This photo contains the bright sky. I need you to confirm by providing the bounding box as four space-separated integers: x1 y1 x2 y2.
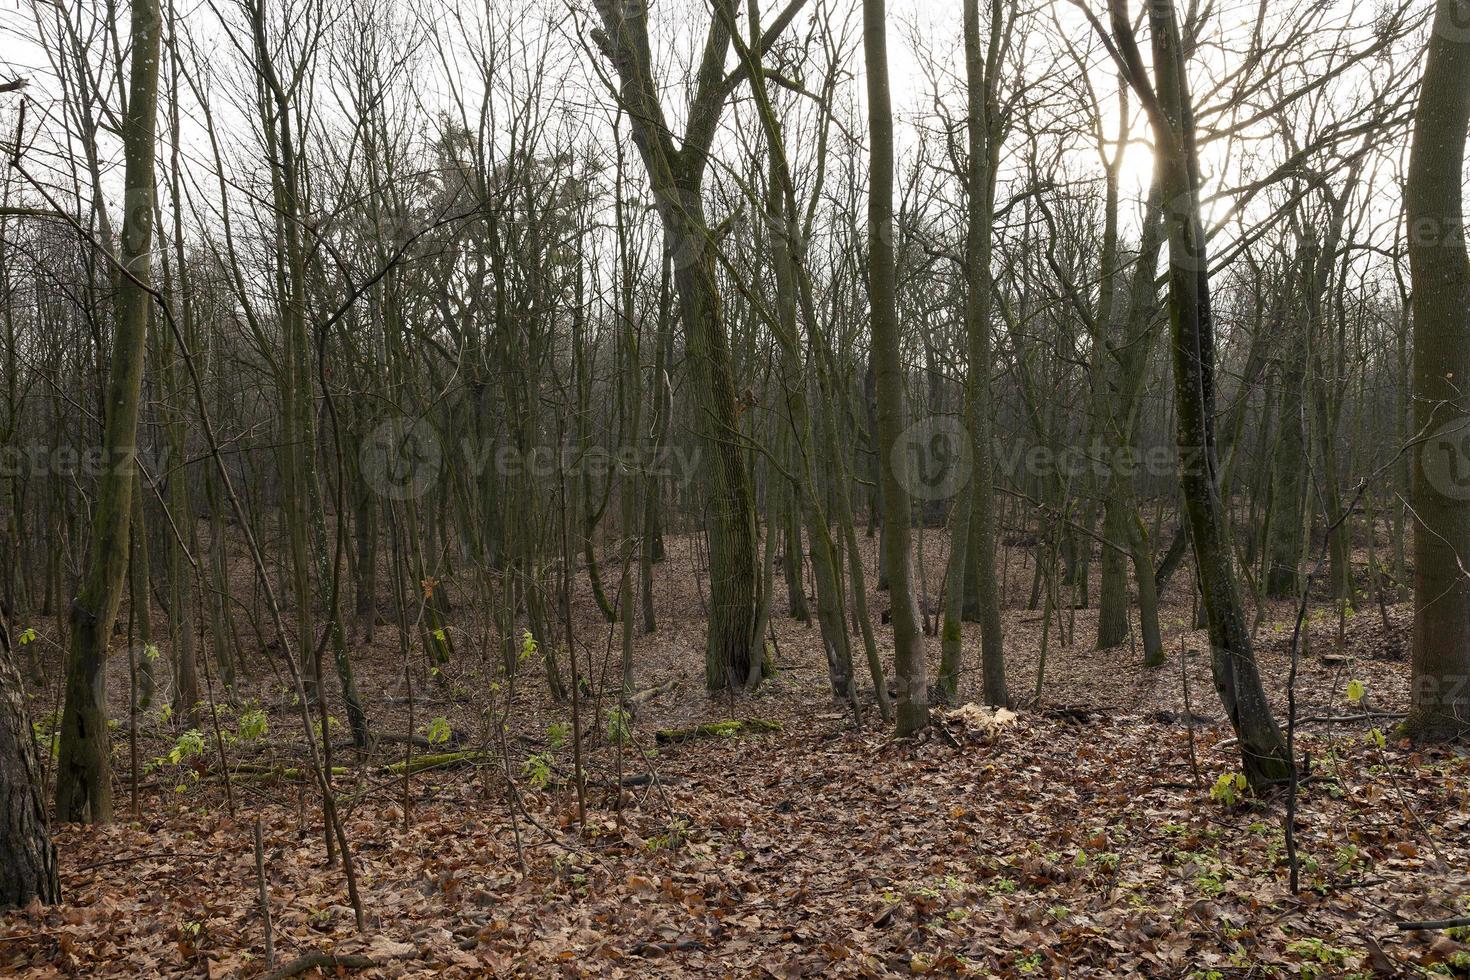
0 0 1427 273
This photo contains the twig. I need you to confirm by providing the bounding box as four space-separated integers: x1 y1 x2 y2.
75 851 219 871
1181 636 1201 789
1297 712 1406 725
254 817 274 970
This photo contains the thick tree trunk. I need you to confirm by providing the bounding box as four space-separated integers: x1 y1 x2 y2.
1404 0 1470 741
1265 342 1306 599
592 0 762 691
0 613 58 908
1096 491 1131 647
672 239 762 691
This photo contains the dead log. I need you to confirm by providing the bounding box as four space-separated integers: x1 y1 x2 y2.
655 718 782 745
262 952 375 980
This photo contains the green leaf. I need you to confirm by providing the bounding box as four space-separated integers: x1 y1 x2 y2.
1346 679 1366 705
1209 771 1247 806
422 716 452 746
236 708 268 742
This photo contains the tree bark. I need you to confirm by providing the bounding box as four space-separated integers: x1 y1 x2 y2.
55 0 162 823
1111 0 1290 787
0 611 59 907
1404 0 1470 741
865 0 928 734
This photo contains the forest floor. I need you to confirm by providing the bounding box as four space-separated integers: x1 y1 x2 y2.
3 528 1470 978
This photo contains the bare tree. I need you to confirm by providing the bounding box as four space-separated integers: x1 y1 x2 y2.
1097 0 1291 787
54 0 163 822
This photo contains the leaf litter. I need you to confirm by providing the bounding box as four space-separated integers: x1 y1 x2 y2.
3 535 1469 977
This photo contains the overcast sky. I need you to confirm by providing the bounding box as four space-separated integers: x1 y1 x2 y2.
0 0 1425 276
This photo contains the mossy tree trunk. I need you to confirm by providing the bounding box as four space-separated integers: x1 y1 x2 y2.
592 0 780 691
941 0 1009 706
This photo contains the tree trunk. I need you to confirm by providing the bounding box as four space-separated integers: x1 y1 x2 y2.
1121 0 1290 787
0 612 58 908
1404 0 1470 741
865 0 928 735
1265 336 1306 599
54 0 162 822
963 0 1008 707
592 0 763 692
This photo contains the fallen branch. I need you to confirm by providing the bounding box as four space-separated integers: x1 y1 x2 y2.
655 718 782 745
1397 917 1470 932
628 939 704 956
627 678 678 707
1297 712 1406 725
231 764 351 781
227 752 491 781
76 850 219 871
368 731 468 751
261 952 375 979
381 749 492 775
614 772 685 788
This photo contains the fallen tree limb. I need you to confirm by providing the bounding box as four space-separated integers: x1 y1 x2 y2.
231 764 351 781
1297 712 1406 725
615 772 686 788
655 718 782 745
262 952 375 979
627 679 678 708
381 750 492 775
1397 917 1470 931
628 939 704 956
368 731 468 751
228 752 492 781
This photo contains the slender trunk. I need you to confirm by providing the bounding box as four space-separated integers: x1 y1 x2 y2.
1125 0 1290 786
55 0 161 822
865 0 928 734
1266 336 1306 598
962 0 1008 706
